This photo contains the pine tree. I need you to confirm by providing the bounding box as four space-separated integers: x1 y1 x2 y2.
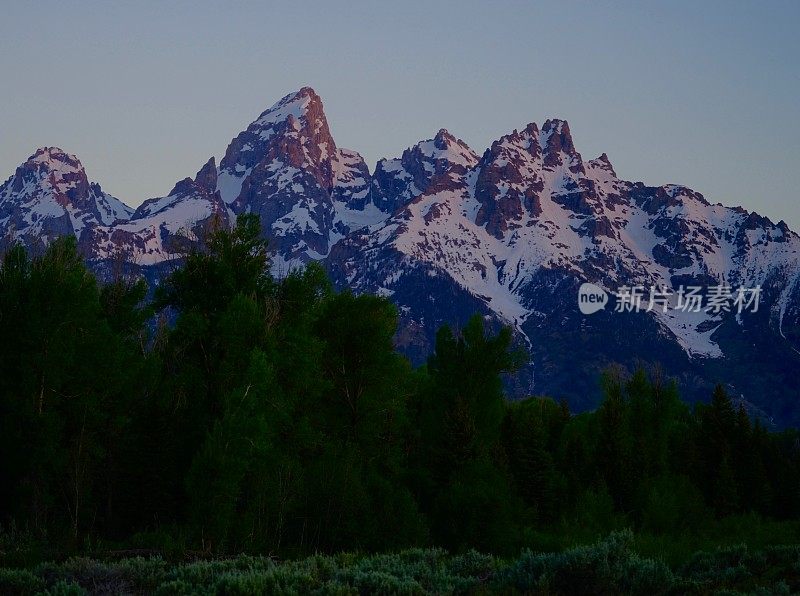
416 315 524 551
502 398 558 524
596 366 632 510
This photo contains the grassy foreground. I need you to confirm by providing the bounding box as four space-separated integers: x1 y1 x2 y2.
2 531 800 595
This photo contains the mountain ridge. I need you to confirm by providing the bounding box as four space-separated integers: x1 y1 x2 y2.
2 87 799 424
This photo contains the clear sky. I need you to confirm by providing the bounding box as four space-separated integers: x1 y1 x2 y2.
1 1 798 227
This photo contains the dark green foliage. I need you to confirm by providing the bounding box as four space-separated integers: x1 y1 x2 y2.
0 238 153 544
421 317 522 464
154 213 271 315
414 316 525 552
502 397 565 525
1 215 800 592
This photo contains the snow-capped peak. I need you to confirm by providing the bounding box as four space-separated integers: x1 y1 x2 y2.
0 147 133 247
17 147 91 200
253 86 320 130
216 86 340 206
17 148 134 225
421 129 479 169
28 146 83 174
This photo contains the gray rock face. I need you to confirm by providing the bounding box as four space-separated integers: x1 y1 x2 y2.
2 89 799 425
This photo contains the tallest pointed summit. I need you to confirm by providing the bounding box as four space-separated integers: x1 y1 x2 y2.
217 86 337 204
252 86 328 135
215 87 383 266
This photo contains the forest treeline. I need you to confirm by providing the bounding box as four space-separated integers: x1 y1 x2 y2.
1 215 799 559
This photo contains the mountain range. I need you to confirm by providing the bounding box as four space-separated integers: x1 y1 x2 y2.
2 87 799 425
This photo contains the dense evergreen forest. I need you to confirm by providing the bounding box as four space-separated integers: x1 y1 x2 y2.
2 216 800 593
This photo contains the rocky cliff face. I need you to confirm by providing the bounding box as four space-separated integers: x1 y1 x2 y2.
2 88 799 425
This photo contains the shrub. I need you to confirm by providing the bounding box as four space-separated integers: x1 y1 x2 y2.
0 568 46 595
496 530 673 595
41 580 87 595
2 533 800 594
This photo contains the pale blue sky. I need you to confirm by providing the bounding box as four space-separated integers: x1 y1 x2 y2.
1 1 798 227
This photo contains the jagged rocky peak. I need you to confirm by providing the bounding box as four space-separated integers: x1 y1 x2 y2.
12 147 92 206
383 128 477 173
541 118 575 153
587 152 616 176
426 128 479 170
235 86 330 148
538 118 583 173
373 128 478 213
0 147 133 249
22 146 84 177
473 123 549 238
385 128 478 184
330 148 374 210
215 86 377 221
23 146 82 171
194 157 218 193
211 88 384 267
475 118 587 181
217 87 338 202
485 122 542 159
468 116 620 239
163 157 218 199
